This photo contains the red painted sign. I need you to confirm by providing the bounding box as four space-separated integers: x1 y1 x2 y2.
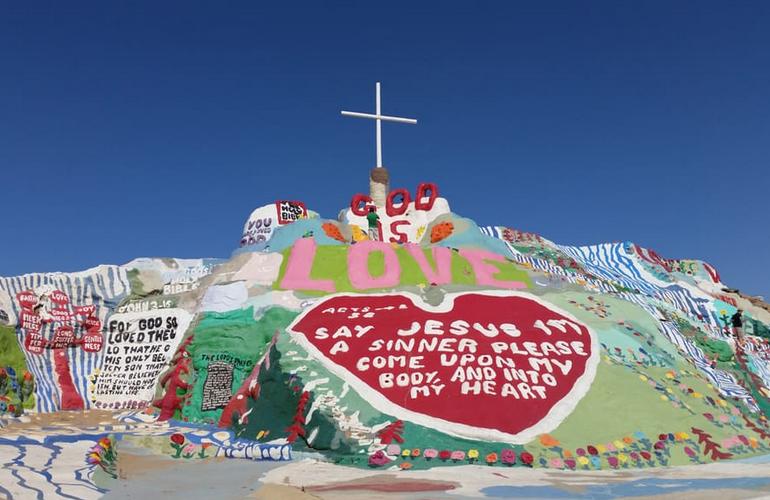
288 292 598 443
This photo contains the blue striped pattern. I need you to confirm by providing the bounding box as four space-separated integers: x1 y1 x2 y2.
480 226 764 409
0 266 129 412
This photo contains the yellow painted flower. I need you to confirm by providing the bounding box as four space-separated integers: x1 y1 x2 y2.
401 449 411 457
675 432 689 441
666 387 673 393
596 444 607 453
718 399 728 407
618 453 628 463
577 456 589 466
660 395 668 401
665 371 675 379
612 440 625 449
639 375 648 382
692 392 702 398
468 449 479 459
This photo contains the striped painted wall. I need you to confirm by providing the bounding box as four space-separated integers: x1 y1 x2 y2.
0 266 130 412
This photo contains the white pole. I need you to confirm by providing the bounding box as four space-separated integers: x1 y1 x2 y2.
376 82 382 168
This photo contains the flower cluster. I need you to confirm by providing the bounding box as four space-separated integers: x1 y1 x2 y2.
381 445 532 468
86 437 117 478
169 433 213 459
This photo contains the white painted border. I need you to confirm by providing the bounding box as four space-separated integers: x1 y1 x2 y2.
286 290 600 444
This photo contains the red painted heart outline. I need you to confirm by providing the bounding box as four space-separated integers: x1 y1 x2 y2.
287 290 599 443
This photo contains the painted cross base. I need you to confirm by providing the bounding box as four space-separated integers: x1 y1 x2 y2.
370 167 390 207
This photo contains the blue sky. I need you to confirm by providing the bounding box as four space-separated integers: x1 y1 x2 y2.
1 2 768 298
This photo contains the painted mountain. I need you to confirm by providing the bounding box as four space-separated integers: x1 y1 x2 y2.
2 184 770 474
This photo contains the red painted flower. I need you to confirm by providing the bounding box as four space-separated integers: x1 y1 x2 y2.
586 445 598 456
658 434 667 441
654 441 666 450
439 450 452 461
520 451 534 466
501 449 516 465
640 451 652 460
170 433 185 446
738 435 750 446
565 458 576 470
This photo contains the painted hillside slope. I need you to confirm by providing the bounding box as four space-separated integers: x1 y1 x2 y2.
1 191 770 474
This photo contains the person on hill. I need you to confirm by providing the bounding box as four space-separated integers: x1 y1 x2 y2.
731 309 745 343
366 206 380 241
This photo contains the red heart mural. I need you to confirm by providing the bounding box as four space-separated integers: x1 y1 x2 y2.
288 291 598 443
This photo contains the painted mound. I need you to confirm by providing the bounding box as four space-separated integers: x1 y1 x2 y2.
1 186 770 474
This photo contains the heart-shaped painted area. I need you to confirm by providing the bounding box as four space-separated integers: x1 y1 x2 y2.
288 291 599 443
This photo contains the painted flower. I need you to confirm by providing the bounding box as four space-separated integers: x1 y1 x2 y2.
411 448 421 458
520 452 534 466
667 433 675 441
386 444 401 456
630 452 640 461
98 437 111 449
749 438 759 449
622 436 633 445
170 433 185 446
539 434 560 447
590 456 601 468
486 452 498 465
439 450 451 461
91 444 105 455
640 451 652 461
576 448 586 456
675 432 689 441
423 448 438 460
451 450 465 462
731 407 742 416
565 459 577 470
183 444 195 455
703 413 714 421
401 449 411 458
399 462 413 470
577 456 589 466
563 450 573 458
501 449 516 465
738 435 750 446
468 449 479 460
617 453 628 464
607 456 619 468
368 450 390 467
587 445 598 456
634 431 646 440
606 443 617 452
719 415 730 424
684 447 696 457
596 444 607 454
549 458 563 468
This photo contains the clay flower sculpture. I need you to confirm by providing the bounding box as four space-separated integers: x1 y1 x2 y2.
485 452 498 465
411 448 421 459
385 444 401 456
467 449 479 463
169 433 186 458
399 462 413 470
368 450 391 467
520 452 534 467
501 449 516 466
450 450 465 462
401 449 411 459
423 448 438 460
439 450 452 462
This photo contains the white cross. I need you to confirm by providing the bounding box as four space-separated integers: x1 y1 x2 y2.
341 82 417 168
